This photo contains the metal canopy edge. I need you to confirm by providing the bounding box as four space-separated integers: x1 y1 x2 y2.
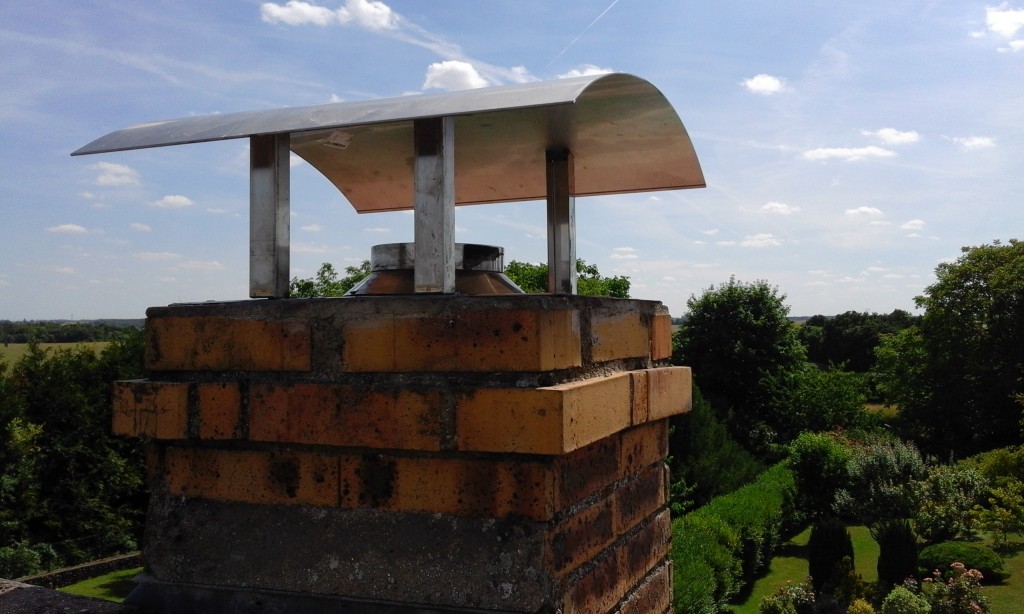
72 73 704 213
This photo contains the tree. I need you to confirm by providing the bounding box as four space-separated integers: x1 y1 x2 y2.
0 331 147 576
504 259 630 297
288 261 371 298
672 277 806 452
833 435 927 538
667 385 764 511
798 310 919 373
874 240 1024 457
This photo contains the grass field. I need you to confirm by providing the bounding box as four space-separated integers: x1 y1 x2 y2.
0 342 109 364
59 567 141 603
730 527 1024 613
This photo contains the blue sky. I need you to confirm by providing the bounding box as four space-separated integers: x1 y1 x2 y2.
2 1 1022 320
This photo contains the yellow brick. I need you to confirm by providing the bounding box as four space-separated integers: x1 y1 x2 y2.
545 498 615 577
591 310 649 362
456 373 631 454
650 313 674 361
647 366 692 421
341 317 396 371
111 380 188 439
613 464 667 534
196 382 241 439
164 447 339 507
620 420 669 476
342 309 581 373
630 371 650 425
385 456 556 520
249 383 442 451
146 317 311 372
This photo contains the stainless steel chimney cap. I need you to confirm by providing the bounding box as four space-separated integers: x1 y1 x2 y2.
72 73 704 212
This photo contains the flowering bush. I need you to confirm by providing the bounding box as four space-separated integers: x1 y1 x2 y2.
759 578 815 614
924 562 989 614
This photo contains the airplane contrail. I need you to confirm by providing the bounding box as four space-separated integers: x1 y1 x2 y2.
546 0 622 68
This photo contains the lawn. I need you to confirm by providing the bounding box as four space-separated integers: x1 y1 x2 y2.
59 567 141 603
0 342 109 364
729 528 1024 613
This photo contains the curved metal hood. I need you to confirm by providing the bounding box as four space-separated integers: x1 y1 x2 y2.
73 73 704 213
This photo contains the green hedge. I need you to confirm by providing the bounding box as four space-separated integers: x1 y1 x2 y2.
671 463 799 613
918 541 1008 584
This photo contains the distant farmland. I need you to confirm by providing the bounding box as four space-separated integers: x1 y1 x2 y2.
0 342 110 364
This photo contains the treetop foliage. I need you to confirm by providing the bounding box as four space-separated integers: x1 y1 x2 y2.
0 331 147 577
503 259 630 297
288 261 372 298
874 239 1024 457
288 258 630 298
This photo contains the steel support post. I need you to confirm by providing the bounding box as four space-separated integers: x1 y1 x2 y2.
413 116 456 293
546 149 576 294
249 134 291 298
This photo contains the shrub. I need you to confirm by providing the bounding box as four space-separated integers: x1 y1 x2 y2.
847 598 875 614
808 517 854 592
672 513 742 613
924 562 989 614
876 520 919 588
914 463 987 544
759 579 815 614
788 431 851 520
971 476 1024 551
672 463 797 613
881 585 931 614
918 542 1007 584
830 556 870 610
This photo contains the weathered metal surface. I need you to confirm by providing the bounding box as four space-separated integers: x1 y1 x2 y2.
72 73 705 212
248 134 290 298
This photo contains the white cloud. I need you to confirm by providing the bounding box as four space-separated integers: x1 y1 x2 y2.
701 229 720 236
901 219 925 230
716 240 737 246
610 247 638 260
151 195 195 208
802 146 896 161
1007 39 1024 52
987 5 1024 37
861 128 920 145
740 233 782 247
301 224 322 232
760 202 801 215
293 243 331 253
260 0 396 30
423 60 489 91
845 206 884 216
742 74 785 95
91 162 139 186
364 227 391 233
135 251 181 261
261 1 336 26
130 223 152 232
558 64 614 79
177 260 225 271
950 136 996 150
47 223 88 234
47 266 75 274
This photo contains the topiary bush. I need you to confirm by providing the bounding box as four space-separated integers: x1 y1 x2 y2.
807 517 854 593
876 520 919 588
918 542 1008 584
